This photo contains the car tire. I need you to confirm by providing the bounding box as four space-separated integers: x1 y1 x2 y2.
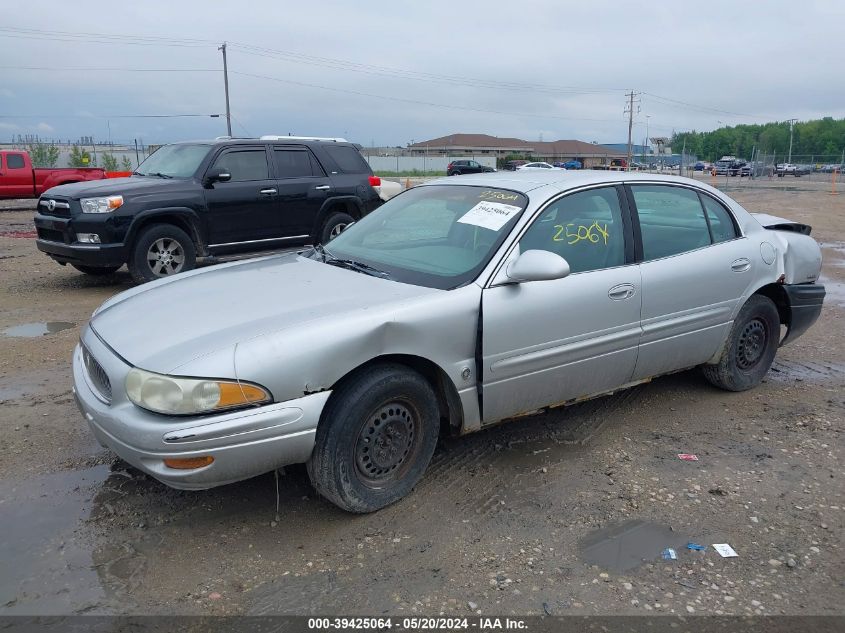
71 264 121 276
128 224 196 284
702 295 780 392
306 363 440 513
318 211 355 245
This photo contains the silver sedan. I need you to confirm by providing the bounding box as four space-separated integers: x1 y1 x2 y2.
73 171 825 512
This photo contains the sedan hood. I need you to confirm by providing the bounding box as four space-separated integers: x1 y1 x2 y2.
90 253 439 374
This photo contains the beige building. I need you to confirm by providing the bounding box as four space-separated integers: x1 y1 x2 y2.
408 133 626 168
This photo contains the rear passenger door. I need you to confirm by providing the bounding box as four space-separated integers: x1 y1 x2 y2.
204 145 282 247
272 146 331 237
628 184 753 380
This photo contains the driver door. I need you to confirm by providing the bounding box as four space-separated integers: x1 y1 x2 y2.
481 185 642 424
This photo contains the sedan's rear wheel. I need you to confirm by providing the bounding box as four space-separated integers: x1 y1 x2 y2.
307 364 439 513
702 295 780 391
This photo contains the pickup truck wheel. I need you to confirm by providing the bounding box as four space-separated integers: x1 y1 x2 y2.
71 264 121 276
702 295 780 392
319 211 355 244
307 364 439 513
128 224 196 284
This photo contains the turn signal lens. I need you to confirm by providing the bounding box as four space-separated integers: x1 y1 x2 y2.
217 382 270 407
163 456 214 470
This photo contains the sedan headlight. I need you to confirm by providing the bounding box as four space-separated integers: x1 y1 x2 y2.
80 195 124 214
125 368 271 415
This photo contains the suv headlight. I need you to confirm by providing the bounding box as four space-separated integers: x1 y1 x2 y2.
80 195 124 214
125 368 272 415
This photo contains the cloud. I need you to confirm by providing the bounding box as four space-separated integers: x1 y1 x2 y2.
0 122 19 131
36 122 55 133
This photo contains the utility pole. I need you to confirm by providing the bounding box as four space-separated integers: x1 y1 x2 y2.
624 91 640 171
787 118 797 163
219 42 233 137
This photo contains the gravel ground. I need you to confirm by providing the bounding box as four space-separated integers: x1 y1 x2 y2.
0 179 842 617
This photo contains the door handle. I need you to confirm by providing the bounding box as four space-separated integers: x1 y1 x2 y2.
608 283 636 300
731 258 751 272
314 185 331 191
259 188 277 195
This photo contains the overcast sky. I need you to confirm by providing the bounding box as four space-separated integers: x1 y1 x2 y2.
1 0 843 148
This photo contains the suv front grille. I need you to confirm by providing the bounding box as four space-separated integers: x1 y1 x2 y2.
82 346 112 403
38 198 72 218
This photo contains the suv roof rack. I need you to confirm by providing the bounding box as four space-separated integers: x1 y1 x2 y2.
259 135 348 142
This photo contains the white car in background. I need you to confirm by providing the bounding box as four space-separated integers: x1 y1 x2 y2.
373 178 402 201
517 162 562 171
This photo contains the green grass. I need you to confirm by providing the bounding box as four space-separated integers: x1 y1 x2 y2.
375 170 447 178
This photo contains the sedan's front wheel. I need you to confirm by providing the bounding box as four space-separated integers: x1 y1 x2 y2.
702 294 780 391
307 364 440 513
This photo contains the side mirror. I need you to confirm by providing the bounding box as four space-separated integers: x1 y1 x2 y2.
204 167 231 187
504 249 570 283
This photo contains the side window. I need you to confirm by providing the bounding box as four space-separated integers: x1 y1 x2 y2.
211 149 269 182
469 161 480 168
700 195 738 243
274 149 315 178
632 185 711 261
518 187 626 274
322 145 370 174
7 154 25 169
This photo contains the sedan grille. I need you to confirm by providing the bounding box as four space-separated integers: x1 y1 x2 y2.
83 346 112 403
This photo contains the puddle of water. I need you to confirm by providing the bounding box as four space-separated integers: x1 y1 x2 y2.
580 520 687 571
3 322 75 338
818 276 845 308
0 465 111 614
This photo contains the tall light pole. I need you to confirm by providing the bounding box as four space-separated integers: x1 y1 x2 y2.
645 115 650 167
787 118 798 163
219 42 232 137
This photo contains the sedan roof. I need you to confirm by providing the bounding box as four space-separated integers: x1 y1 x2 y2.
426 170 706 194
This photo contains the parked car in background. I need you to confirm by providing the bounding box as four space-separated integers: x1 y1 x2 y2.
0 149 106 199
447 159 496 176
34 136 383 283
728 161 751 177
517 162 557 170
712 156 738 176
553 160 582 170
592 158 628 171
73 171 825 512
776 163 810 177
502 160 529 171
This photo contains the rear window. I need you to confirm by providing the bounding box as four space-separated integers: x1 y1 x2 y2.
323 145 371 174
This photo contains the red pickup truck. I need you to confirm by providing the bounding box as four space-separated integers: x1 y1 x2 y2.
0 150 107 199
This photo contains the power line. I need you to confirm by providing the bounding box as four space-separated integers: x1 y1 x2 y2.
0 114 222 119
0 65 219 72
228 70 627 124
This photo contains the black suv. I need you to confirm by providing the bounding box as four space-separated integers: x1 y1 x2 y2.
446 159 496 176
34 137 383 283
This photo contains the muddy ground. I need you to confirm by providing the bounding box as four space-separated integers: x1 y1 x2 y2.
0 178 843 617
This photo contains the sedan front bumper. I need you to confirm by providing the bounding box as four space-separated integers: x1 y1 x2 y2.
72 326 330 490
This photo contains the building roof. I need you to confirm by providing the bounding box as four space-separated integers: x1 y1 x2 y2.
410 133 626 157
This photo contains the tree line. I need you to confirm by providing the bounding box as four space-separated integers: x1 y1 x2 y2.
26 143 132 171
670 117 845 162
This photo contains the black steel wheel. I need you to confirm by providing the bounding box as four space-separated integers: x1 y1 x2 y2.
703 294 780 391
307 364 439 513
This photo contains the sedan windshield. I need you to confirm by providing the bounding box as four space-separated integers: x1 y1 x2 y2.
135 144 211 178
319 185 528 289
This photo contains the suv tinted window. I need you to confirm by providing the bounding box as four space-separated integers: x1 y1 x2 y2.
212 149 269 181
7 153 25 169
519 187 625 274
323 145 370 173
700 194 738 243
274 148 322 178
632 185 711 260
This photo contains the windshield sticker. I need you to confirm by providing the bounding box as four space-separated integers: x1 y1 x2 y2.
478 190 520 202
458 201 522 231
553 221 610 245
